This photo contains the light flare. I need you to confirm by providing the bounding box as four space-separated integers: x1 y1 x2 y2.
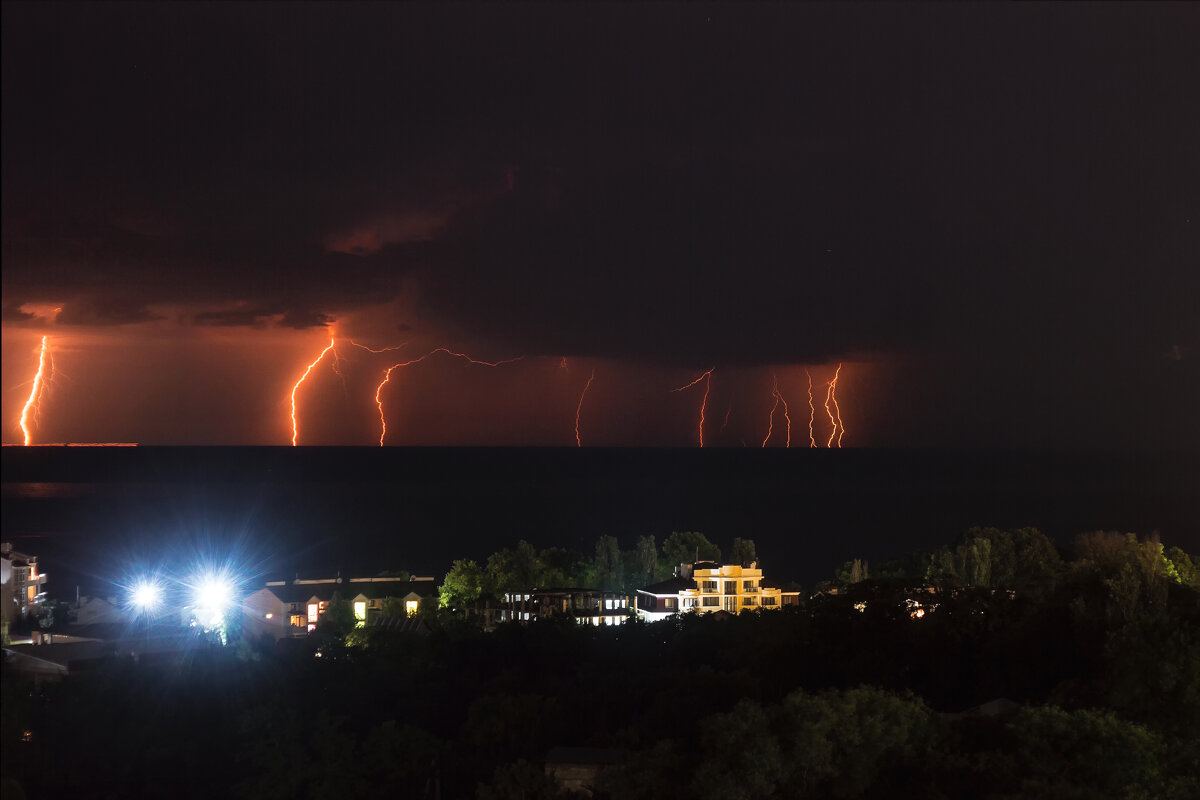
672 368 714 447
575 369 595 447
374 347 523 445
19 336 52 446
290 338 336 446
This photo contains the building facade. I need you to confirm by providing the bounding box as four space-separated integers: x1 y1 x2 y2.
243 576 438 640
636 561 800 622
492 588 632 627
2 543 48 624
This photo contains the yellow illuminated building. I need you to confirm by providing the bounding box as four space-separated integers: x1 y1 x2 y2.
636 561 800 621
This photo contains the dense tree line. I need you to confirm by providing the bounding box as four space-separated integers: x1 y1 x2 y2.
2 528 1197 799
438 531 758 608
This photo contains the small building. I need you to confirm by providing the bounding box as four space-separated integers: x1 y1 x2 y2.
243 576 438 640
494 588 632 626
636 561 800 622
2 542 48 624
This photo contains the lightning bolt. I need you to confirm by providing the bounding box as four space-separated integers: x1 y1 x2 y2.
823 363 844 448
761 374 792 448
672 368 714 447
373 347 523 446
806 369 817 448
720 402 733 433
348 340 408 354
831 363 845 447
19 336 52 446
290 338 336 446
575 369 595 447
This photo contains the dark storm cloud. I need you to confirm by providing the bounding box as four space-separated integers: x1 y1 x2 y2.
3 3 1197 374
192 308 275 328
56 295 164 327
278 309 335 331
1 303 35 323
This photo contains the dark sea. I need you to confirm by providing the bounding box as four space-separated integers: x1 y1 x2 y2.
2 447 1197 596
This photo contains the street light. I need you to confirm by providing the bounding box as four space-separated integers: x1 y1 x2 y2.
188 570 236 634
130 580 163 613
128 578 164 646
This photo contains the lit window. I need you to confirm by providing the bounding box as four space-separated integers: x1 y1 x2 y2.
405 600 419 617
308 603 319 623
353 601 367 624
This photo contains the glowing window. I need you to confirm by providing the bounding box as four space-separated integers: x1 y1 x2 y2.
353 601 366 623
405 600 419 617
307 603 319 623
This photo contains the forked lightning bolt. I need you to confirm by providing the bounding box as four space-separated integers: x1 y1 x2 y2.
374 348 523 446
575 369 595 447
290 338 336 446
19 336 52 446
761 374 791 448
672 368 714 447
823 363 845 448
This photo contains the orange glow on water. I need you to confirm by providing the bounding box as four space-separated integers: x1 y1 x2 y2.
19 336 51 446
575 369 595 447
672 368 714 447
290 338 336 446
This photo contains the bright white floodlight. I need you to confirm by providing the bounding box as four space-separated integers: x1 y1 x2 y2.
189 571 236 630
130 580 163 613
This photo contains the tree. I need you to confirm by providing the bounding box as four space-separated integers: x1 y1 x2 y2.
488 541 540 594
1000 706 1168 799
634 535 658 587
440 559 487 608
730 537 758 567
594 535 623 590
661 532 721 573
775 687 935 798
1165 546 1198 589
379 597 409 618
317 591 358 639
537 546 591 588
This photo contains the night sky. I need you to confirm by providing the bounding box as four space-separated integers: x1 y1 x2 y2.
3 3 1197 448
